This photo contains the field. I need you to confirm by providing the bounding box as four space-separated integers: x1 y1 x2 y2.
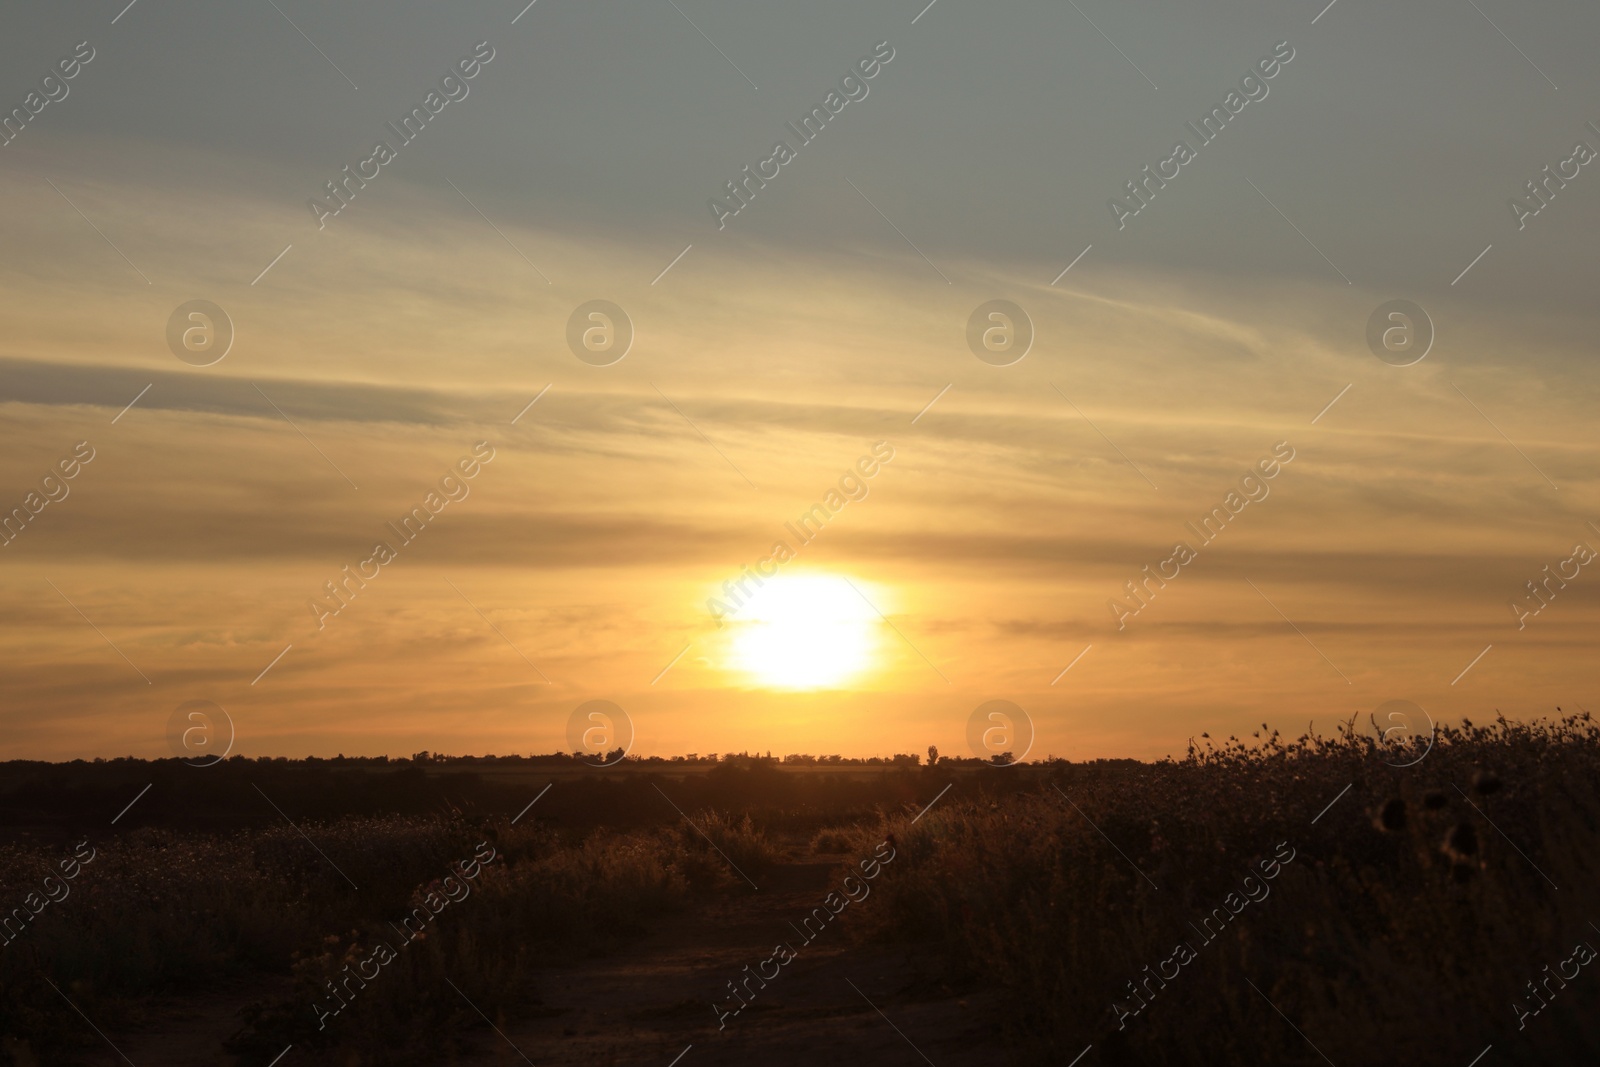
2 715 1597 1065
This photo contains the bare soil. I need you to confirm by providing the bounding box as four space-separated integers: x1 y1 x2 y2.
77 847 1000 1067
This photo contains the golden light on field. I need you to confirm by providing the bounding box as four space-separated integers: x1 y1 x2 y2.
728 574 879 689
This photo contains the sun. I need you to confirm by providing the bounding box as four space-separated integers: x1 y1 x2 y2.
728 574 879 689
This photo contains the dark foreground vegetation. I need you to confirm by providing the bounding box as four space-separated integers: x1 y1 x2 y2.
2 714 1597 1065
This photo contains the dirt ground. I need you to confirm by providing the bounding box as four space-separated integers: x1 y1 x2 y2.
74 846 1002 1067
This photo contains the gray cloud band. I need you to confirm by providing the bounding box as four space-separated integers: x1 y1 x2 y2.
1508 120 1600 231
0 441 96 550
308 441 497 631
708 41 897 230
1108 40 1297 231
307 41 497 230
1509 529 1596 630
0 40 95 148
1108 441 1296 631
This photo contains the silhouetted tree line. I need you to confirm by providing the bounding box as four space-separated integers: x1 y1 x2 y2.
0 754 1144 841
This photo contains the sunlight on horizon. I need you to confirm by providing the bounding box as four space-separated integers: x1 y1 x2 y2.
727 574 880 690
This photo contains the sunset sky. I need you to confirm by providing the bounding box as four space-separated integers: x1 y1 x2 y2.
2 0 1598 762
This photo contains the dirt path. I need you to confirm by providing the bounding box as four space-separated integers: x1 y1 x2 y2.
81 847 998 1066
467 850 998 1067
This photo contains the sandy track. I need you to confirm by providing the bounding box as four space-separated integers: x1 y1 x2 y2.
82 850 997 1067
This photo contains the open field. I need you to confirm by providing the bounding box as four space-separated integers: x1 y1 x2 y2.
3 714 1597 1065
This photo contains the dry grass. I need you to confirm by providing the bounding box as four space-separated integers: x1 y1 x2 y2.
857 713 1600 1065
5 715 1597 1064
810 824 873 854
0 816 704 1065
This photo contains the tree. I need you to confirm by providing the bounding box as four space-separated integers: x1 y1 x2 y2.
927 745 940 766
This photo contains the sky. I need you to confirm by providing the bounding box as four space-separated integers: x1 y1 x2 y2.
2 0 1598 762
